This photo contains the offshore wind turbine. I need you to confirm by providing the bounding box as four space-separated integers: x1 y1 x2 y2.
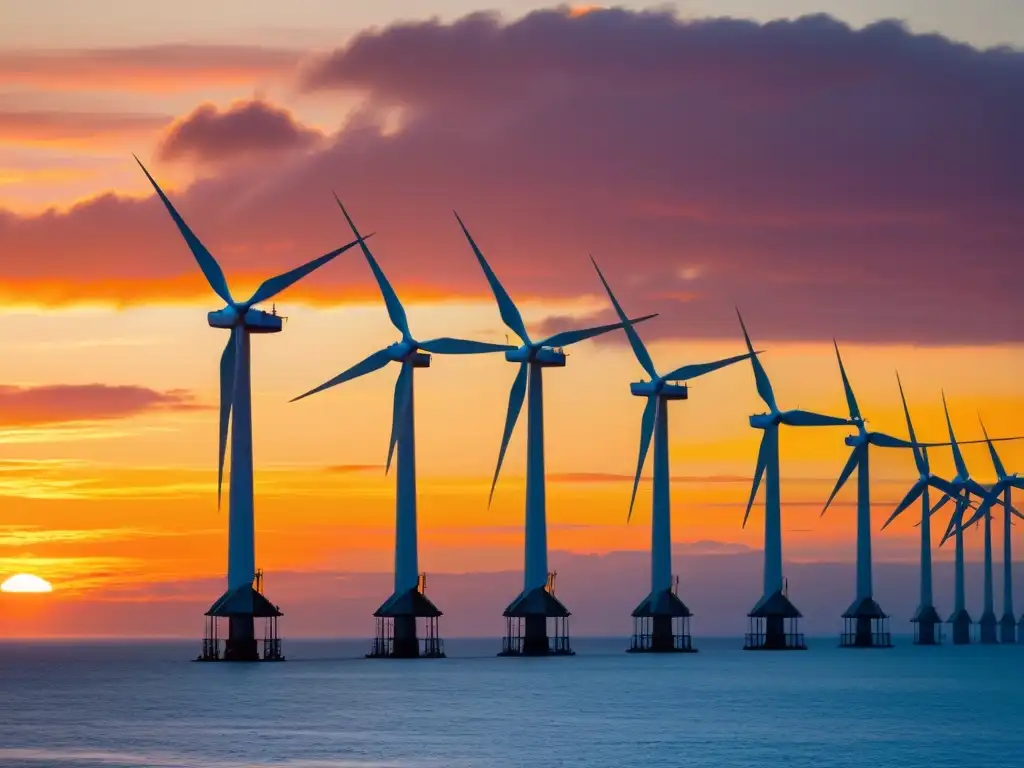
880 374 960 645
590 258 751 653
956 417 1024 644
454 212 655 657
819 345 934 648
135 158 366 662
292 199 515 659
932 393 993 645
736 313 853 650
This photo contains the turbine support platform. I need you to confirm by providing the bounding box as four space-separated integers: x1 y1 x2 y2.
499 586 574 657
627 589 696 653
197 583 284 662
978 610 999 644
839 597 892 648
744 589 806 651
1018 615 1024 644
948 608 972 645
366 586 445 659
911 605 943 645
999 613 1017 644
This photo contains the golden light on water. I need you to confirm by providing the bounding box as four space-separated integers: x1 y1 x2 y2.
1 573 53 593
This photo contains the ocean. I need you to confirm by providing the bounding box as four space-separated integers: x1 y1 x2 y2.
1 636 1022 767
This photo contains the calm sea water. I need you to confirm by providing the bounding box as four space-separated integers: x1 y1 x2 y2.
1 636 1022 767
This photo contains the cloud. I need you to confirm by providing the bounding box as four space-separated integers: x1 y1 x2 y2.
0 384 208 427
1 9 1022 343
0 109 172 148
0 44 301 93
324 464 386 474
156 100 324 164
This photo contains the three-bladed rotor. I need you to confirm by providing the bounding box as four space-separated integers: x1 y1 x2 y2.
454 213 658 505
590 256 753 520
291 199 516 472
135 157 368 508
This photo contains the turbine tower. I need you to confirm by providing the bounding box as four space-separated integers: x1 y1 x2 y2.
135 158 366 662
819 344 931 648
591 258 751 654
880 374 959 645
956 417 1024 644
292 199 514 659
736 312 853 650
455 213 654 657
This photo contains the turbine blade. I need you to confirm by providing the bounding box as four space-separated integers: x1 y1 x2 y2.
927 492 953 520
663 351 754 382
217 332 237 510
246 236 369 307
135 155 234 305
736 309 778 412
627 396 657 522
588 255 659 379
978 415 1008 479
938 496 967 545
928 476 961 498
743 431 770 528
290 347 392 402
386 362 413 475
488 362 528 506
833 340 861 421
896 371 926 476
941 391 969 479
822 445 862 517
454 212 530 345
961 488 1000 531
869 433 917 449
881 480 924 530
966 479 992 500
540 313 658 350
419 338 516 355
334 195 410 338
780 409 851 428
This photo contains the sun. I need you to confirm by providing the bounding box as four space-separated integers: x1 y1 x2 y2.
1 573 53 593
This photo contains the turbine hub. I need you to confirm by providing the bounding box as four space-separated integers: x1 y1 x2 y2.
207 304 282 333
749 413 778 429
506 345 565 367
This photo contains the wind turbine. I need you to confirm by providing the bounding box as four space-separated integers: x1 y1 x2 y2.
737 312 853 650
931 393 994 645
880 373 960 645
590 258 752 654
292 199 515 659
955 417 1024 644
135 157 367 662
819 344 936 648
454 212 655 657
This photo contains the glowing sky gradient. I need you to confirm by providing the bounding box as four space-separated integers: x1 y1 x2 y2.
0 2 1022 638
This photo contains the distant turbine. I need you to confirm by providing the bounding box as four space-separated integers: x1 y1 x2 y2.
292 199 515 659
880 373 960 645
932 393 993 645
737 312 853 651
819 343 939 648
956 417 1024 644
135 157 366 662
455 212 655 657
591 257 752 654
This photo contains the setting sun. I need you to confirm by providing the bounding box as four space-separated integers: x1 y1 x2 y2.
1 573 53 593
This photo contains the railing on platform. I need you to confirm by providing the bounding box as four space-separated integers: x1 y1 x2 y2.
744 631 806 650
629 633 693 651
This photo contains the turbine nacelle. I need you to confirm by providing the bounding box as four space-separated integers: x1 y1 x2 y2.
386 340 431 366
506 345 566 367
749 413 779 429
630 379 688 400
207 306 283 333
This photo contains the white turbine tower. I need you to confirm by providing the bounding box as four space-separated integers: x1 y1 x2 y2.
880 374 960 645
590 258 751 653
455 212 655 657
953 417 1024 644
135 158 367 662
736 312 853 650
292 199 514 659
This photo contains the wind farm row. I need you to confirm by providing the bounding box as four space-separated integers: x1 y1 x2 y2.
130 157 1023 662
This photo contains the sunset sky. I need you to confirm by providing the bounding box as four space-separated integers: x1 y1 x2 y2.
0 1 1022 638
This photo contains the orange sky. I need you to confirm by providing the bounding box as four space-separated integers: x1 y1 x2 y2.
1 3 1022 637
